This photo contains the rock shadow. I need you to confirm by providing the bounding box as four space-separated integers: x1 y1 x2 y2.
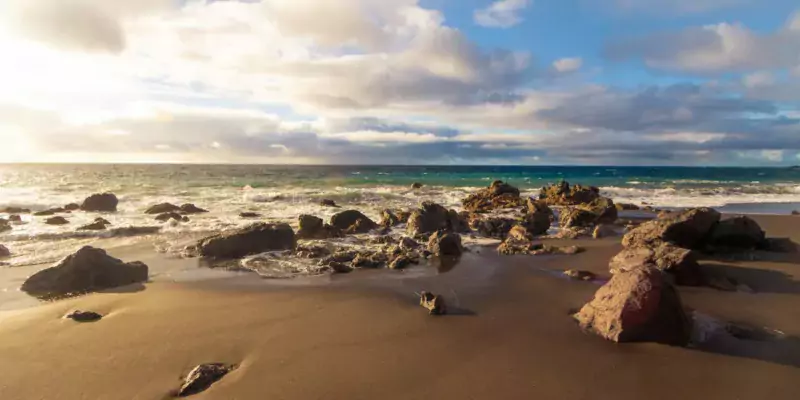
700 263 800 295
694 330 800 369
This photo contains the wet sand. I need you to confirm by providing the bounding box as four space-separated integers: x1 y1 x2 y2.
0 215 799 399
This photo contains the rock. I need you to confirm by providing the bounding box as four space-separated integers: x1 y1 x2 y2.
470 215 516 239
388 255 413 270
1 207 30 214
427 231 463 257
759 237 799 253
295 244 330 259
526 198 554 216
462 180 524 212
239 212 261 218
419 291 447 315
616 203 640 211
564 270 596 281
8 215 21 222
64 203 81 211
379 209 410 227
297 215 343 239
330 210 378 234
609 243 703 286
198 223 295 258
177 363 236 397
559 207 597 228
592 224 616 239
20 246 148 299
320 250 358 265
399 237 420 251
320 199 338 207
0 245 9 257
34 208 61 216
622 207 721 249
539 181 600 206
521 201 552 236
793 210 800 215
80 193 118 212
65 310 102 322
78 221 107 231
94 217 111 225
574 268 692 345
155 212 188 222
585 197 618 224
707 216 765 250
531 245 583 255
351 252 388 268
507 225 533 242
0 219 10 233
180 203 208 214
411 182 424 189
407 202 465 235
145 203 180 214
497 239 537 255
327 261 353 274
45 216 69 225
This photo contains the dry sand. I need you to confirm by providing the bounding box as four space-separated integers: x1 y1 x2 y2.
1 215 799 399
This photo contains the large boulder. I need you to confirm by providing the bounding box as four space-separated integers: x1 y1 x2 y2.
198 223 295 258
462 180 524 213
539 181 600 206
297 215 343 239
609 243 703 286
20 246 148 299
407 202 465 235
707 216 765 250
80 193 118 212
330 210 378 234
145 203 180 214
622 208 721 249
574 268 692 345
427 231 463 257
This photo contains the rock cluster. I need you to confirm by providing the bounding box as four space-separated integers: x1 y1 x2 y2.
462 180 525 213
330 210 378 234
539 180 600 206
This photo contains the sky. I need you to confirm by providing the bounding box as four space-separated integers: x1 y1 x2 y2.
0 0 799 165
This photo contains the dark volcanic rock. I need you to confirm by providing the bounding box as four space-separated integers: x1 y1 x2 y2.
470 215 516 239
297 215 343 239
0 244 9 257
177 363 236 397
34 208 61 216
1 207 30 214
539 181 600 206
707 216 765 250
198 223 295 258
64 203 81 211
21 246 148 299
419 291 447 315
330 210 378 234
427 231 463 257
411 182 424 189
462 180 524 212
407 202 466 235
65 310 103 322
180 203 208 214
78 217 111 231
45 216 69 225
319 199 338 207
609 243 703 286
574 268 692 345
239 212 262 218
80 193 118 212
155 212 188 222
622 208 721 249
145 203 180 214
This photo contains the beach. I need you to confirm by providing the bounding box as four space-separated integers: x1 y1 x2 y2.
1 213 799 399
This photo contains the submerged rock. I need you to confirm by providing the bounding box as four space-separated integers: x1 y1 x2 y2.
539 181 600 206
78 218 112 231
65 310 103 322
574 268 692 345
319 199 338 207
411 182 424 189
564 270 596 281
330 210 378 234
239 212 262 218
407 202 466 235
8 214 21 222
64 203 81 211
419 291 447 315
145 203 180 214
427 231 463 257
622 207 721 249
616 203 640 211
180 203 208 214
155 212 188 222
760 237 799 253
80 193 118 212
177 363 236 397
34 208 61 216
609 243 703 286
297 215 343 239
21 246 148 299
707 216 765 250
1 207 30 214
45 216 69 225
462 180 524 212
198 223 295 258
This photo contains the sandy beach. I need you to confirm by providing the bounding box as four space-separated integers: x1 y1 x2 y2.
1 214 798 400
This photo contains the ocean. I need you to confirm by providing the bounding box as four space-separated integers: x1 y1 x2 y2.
2 164 800 269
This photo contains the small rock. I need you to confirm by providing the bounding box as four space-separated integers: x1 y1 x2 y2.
295 244 330 259
156 212 188 222
78 221 107 231
177 363 236 397
33 209 59 216
8 214 21 222
65 310 102 322
399 237 420 251
411 182 424 189
297 215 343 239
327 261 353 274
792 210 800 215
64 203 81 211
320 199 338 207
564 270 596 281
419 291 447 315
239 212 262 218
145 203 180 214
1 207 30 214
0 244 9 257
180 204 208 214
45 216 69 225
592 224 616 239
80 193 118 212
388 255 412 270
427 231 463 257
616 203 640 211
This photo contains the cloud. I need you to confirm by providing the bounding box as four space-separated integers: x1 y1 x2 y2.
474 0 530 28
606 13 800 73
610 0 751 14
552 57 583 73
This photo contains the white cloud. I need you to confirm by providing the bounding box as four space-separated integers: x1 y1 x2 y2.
474 0 530 28
611 0 750 14
742 71 775 88
552 57 583 73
